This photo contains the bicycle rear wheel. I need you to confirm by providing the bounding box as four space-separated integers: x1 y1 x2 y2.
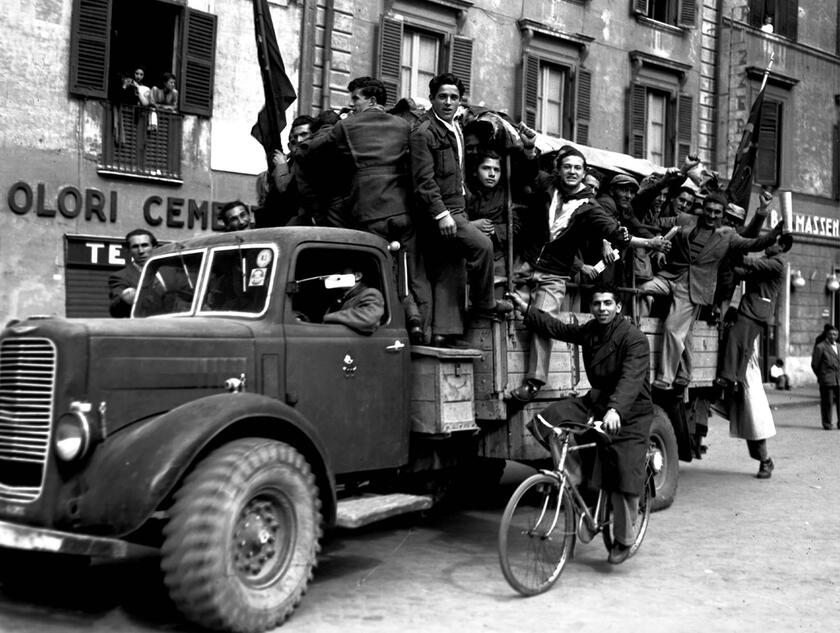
602 467 654 556
498 473 575 596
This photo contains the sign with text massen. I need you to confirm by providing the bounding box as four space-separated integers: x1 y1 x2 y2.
769 209 840 240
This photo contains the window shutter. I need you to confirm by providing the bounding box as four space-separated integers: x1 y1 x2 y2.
574 68 592 145
748 1 763 28
628 83 647 158
519 54 539 129
678 0 697 28
448 35 473 98
377 16 403 108
782 0 798 40
756 100 781 185
633 0 649 16
69 0 112 99
180 8 217 117
676 93 693 165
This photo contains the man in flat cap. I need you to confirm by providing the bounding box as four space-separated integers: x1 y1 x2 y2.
511 145 628 402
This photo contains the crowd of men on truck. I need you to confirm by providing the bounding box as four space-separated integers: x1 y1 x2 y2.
108 72 792 486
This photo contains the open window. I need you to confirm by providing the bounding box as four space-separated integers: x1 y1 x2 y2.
747 0 798 40
288 247 389 329
69 0 217 181
627 52 693 166
517 20 593 145
376 1 473 107
632 0 697 29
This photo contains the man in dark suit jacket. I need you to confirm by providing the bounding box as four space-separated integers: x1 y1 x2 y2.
300 76 430 343
108 228 157 317
717 233 793 389
508 285 652 565
812 325 840 430
640 192 783 389
410 73 510 347
323 272 385 335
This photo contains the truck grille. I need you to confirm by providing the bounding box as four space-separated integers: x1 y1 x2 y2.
0 338 56 502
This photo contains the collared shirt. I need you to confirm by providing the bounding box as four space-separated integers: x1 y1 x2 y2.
547 189 589 241
431 109 464 195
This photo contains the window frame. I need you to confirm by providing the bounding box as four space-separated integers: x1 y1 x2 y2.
747 0 798 40
632 0 697 30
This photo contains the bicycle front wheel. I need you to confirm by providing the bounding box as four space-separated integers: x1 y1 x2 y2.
498 473 576 596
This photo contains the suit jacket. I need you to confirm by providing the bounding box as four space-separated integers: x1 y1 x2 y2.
812 340 840 387
323 284 385 334
303 107 412 224
660 225 777 306
108 263 141 318
410 112 465 220
734 253 785 323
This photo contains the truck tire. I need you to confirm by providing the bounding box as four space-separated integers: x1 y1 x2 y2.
161 438 321 633
649 405 679 512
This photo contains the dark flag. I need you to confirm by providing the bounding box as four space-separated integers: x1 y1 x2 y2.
250 0 296 164
726 59 772 214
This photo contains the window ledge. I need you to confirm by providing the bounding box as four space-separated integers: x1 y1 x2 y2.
634 15 686 36
97 168 183 186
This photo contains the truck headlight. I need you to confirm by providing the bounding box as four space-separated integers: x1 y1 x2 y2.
55 411 91 461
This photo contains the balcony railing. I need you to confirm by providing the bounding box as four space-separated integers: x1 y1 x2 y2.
100 104 183 181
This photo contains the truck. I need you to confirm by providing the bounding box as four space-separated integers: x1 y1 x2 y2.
0 226 718 632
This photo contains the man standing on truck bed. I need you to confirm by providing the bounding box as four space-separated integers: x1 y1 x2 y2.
507 285 652 565
640 192 784 390
410 72 512 348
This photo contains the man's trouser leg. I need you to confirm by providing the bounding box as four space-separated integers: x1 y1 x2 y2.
747 439 768 462
819 385 834 428
451 211 496 310
659 279 700 387
610 492 640 546
525 272 567 385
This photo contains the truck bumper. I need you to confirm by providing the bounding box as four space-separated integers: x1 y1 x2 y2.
0 519 158 559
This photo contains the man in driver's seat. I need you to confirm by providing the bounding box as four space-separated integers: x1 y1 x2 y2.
323 268 385 335
507 284 652 565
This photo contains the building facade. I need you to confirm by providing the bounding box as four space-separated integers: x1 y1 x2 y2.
2 0 839 382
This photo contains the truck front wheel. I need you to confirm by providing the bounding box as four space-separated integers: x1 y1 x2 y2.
161 438 321 633
649 405 679 512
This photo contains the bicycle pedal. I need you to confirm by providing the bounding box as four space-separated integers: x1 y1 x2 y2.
577 514 598 544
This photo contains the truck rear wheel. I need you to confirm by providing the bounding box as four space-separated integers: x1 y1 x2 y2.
161 438 321 633
649 405 679 511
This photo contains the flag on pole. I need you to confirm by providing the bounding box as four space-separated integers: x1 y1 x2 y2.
726 55 773 213
250 0 297 163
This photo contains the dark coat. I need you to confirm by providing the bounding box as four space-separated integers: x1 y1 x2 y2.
812 340 840 387
734 253 785 323
323 283 385 335
410 112 466 220
303 108 412 224
108 263 141 318
526 308 652 494
660 225 778 306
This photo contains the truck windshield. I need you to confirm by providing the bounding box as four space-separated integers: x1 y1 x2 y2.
200 245 276 315
133 251 203 317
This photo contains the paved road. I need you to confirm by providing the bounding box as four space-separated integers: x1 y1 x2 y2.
0 398 838 633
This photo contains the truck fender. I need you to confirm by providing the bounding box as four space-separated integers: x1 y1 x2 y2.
75 393 336 538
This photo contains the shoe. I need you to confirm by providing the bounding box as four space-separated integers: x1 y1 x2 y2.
471 299 514 321
511 379 542 402
407 321 425 345
608 541 631 565
430 334 472 349
756 457 774 479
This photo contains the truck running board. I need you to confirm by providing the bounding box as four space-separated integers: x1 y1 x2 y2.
335 493 434 529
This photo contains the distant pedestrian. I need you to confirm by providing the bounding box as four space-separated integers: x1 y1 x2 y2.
769 359 790 390
811 326 840 430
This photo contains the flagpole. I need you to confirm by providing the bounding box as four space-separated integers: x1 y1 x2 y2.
254 0 280 162
758 52 774 93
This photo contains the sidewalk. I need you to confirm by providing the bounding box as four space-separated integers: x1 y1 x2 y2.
764 385 821 409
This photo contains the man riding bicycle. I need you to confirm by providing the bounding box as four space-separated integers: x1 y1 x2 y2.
507 284 652 564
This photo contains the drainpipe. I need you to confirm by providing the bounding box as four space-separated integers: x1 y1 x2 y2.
320 0 336 111
298 0 318 114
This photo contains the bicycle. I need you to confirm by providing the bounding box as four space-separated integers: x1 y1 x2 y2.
498 416 661 596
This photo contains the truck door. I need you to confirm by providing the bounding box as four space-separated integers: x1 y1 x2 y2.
283 244 410 474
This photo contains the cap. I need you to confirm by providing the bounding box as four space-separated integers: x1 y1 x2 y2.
610 174 640 191
724 203 746 221
778 233 794 252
